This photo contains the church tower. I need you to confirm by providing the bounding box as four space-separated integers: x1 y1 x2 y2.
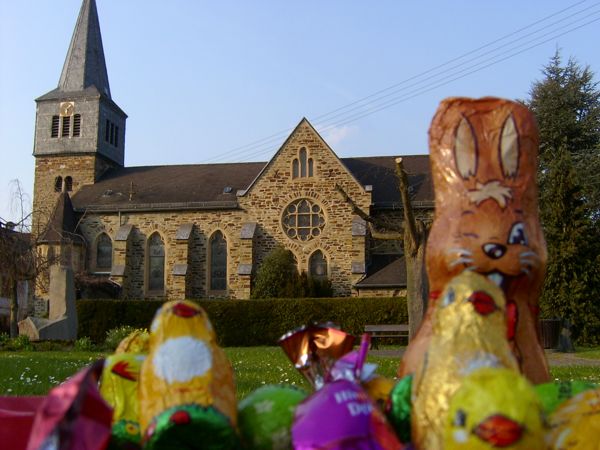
32 0 126 234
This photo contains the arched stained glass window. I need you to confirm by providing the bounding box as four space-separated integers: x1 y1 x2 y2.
300 148 307 177
96 233 112 270
148 233 165 291
64 176 73 192
292 147 314 179
54 176 63 192
309 250 327 279
210 231 227 291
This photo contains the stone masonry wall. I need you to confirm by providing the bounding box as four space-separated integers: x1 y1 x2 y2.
76 121 374 299
32 154 116 236
237 120 371 296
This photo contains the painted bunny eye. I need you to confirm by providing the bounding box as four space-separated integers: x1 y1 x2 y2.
499 114 519 178
454 116 478 179
442 288 456 307
508 222 528 246
453 409 467 427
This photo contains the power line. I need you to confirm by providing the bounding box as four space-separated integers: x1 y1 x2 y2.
201 1 600 163
237 14 600 162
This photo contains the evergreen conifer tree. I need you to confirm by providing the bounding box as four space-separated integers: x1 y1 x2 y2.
526 52 600 343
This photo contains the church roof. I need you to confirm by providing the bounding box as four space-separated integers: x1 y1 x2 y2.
344 155 432 206
71 162 266 212
38 0 111 101
39 193 85 244
354 256 408 288
70 155 432 212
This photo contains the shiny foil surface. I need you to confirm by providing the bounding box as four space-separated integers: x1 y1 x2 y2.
411 271 518 450
279 323 355 388
100 353 145 448
402 97 550 386
444 367 545 449
138 300 238 449
546 387 600 449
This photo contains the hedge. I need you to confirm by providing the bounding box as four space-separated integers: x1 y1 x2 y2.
76 297 407 346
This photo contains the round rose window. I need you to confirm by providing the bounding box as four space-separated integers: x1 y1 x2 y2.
282 199 325 241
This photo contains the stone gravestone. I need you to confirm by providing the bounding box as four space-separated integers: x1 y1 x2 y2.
18 266 78 340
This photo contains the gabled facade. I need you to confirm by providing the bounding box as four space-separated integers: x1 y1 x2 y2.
31 0 434 301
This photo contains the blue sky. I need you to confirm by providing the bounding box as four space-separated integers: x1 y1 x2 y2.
0 0 598 224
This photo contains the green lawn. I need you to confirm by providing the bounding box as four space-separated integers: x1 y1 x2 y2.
574 346 600 359
1 347 598 398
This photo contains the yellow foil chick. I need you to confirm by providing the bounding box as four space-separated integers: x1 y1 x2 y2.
115 329 150 354
546 387 600 449
411 271 518 450
363 375 396 411
138 300 237 437
100 353 145 446
444 367 546 449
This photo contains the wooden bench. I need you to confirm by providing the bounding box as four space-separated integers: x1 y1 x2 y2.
364 324 409 349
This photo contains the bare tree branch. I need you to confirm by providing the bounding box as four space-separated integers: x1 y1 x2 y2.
395 157 419 254
335 184 404 239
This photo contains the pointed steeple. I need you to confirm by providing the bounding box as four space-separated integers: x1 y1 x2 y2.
58 0 111 98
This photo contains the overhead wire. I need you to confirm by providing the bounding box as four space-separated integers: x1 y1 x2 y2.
200 0 600 163
236 14 600 163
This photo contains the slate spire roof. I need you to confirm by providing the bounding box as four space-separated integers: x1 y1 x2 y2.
56 0 111 98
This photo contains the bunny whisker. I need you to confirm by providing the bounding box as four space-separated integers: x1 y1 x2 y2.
520 258 540 269
449 257 474 268
446 247 473 257
519 251 539 259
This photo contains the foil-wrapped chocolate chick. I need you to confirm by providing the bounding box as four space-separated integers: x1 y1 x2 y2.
411 271 518 450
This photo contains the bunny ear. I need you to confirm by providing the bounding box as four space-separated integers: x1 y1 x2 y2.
454 116 478 179
499 114 519 178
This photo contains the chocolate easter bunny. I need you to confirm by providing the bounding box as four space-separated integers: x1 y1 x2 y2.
400 97 550 384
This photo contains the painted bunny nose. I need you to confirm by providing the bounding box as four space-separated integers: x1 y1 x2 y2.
483 243 506 259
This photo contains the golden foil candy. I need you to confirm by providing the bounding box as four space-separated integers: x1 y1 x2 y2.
411 271 518 450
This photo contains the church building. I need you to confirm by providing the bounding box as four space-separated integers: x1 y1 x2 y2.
31 0 434 300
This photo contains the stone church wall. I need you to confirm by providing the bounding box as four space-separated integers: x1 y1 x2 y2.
76 122 375 300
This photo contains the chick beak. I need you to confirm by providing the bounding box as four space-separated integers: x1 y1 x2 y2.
473 414 524 447
172 302 199 318
468 291 497 316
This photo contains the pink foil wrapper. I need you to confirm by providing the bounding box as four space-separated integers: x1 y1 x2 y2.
292 380 403 450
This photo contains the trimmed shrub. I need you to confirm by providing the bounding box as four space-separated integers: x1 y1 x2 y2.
74 336 95 352
104 325 146 351
2 334 33 351
77 297 407 346
251 246 300 298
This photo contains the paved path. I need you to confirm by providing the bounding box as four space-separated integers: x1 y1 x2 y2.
370 348 600 367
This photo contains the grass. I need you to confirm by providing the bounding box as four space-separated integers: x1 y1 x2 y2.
0 347 598 398
574 346 600 359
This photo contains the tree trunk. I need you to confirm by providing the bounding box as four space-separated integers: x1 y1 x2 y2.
10 279 19 338
405 224 429 339
395 158 429 338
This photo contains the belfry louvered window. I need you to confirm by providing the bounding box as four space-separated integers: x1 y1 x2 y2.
54 176 63 193
51 116 60 137
64 176 73 192
61 116 70 137
72 114 81 137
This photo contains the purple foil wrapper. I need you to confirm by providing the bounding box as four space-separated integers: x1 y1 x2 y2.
292 380 403 450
